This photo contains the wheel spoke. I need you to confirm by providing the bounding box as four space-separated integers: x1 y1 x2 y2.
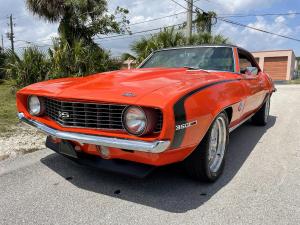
208 116 227 173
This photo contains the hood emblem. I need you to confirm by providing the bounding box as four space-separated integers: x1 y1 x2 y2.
122 92 136 97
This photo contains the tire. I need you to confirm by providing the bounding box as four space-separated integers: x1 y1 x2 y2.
252 96 270 126
184 112 229 182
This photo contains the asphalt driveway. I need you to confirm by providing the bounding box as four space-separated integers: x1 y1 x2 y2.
0 85 299 225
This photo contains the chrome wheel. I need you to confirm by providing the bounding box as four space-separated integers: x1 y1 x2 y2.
264 97 270 122
184 112 228 182
208 116 227 173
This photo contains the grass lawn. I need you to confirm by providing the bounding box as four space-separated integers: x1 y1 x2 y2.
0 80 18 134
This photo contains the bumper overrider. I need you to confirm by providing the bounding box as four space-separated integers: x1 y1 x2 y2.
18 112 170 153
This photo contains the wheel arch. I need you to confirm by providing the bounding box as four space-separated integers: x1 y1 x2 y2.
224 106 233 125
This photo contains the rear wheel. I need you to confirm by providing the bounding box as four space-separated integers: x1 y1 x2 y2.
252 96 270 126
184 112 229 182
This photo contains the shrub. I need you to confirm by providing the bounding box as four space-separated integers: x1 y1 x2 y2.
48 37 120 79
4 47 50 87
2 38 122 87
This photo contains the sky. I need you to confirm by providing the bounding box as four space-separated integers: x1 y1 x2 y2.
0 0 300 56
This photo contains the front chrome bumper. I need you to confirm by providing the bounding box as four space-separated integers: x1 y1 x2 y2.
18 113 170 153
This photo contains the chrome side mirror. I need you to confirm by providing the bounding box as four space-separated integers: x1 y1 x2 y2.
245 66 258 75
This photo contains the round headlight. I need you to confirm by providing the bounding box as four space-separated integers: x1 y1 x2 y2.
28 96 45 116
122 106 159 136
123 106 147 136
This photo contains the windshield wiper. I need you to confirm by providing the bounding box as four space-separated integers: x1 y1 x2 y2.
183 66 209 72
183 66 199 70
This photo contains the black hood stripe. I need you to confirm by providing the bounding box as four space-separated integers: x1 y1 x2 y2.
170 79 240 148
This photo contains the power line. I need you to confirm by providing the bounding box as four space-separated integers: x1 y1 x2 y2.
11 0 300 48
192 0 300 18
15 43 52 49
14 22 186 48
129 11 186 26
96 32 152 42
171 0 300 43
218 17 300 42
94 22 184 41
15 11 187 46
173 0 300 19
170 0 188 10
219 12 300 18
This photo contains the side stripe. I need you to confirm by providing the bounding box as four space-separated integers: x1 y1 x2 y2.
170 79 240 148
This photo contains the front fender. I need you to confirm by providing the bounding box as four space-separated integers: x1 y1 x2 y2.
170 79 244 150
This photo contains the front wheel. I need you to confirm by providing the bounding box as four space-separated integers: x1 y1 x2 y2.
184 112 229 182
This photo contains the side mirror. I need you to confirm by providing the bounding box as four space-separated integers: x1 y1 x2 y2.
245 66 258 76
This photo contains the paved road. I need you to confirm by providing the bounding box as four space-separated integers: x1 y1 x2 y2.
0 85 300 225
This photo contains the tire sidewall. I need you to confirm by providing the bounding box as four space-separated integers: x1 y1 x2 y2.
264 97 271 124
204 112 229 181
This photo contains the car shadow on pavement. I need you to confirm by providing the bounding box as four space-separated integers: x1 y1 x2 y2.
41 116 276 213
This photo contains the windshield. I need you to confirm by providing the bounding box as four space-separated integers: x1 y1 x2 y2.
140 47 234 72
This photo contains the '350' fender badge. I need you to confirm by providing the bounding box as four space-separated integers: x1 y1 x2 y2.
176 120 197 131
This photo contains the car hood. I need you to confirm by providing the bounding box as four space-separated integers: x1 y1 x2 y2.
19 68 231 105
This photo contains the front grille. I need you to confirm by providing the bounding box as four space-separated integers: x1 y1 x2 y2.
45 98 163 132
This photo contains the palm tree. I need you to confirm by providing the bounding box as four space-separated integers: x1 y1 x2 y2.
48 37 113 78
131 27 186 62
26 0 129 46
190 33 229 45
131 27 229 63
193 10 217 33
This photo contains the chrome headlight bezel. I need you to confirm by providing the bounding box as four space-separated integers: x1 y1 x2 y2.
27 95 45 116
122 106 159 136
122 106 147 136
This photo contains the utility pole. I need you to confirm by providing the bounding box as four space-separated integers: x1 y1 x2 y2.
7 14 15 53
186 0 193 43
1 34 3 50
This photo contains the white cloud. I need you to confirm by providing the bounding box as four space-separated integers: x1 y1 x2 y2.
274 16 285 23
214 0 280 13
1 0 299 56
215 15 294 51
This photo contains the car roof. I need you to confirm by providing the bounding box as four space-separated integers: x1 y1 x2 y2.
154 44 249 53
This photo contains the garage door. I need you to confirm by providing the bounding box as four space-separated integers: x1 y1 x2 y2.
264 56 288 80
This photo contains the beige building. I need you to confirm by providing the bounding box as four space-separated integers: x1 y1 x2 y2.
252 50 296 81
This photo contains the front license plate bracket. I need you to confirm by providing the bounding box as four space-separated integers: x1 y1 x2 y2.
59 141 78 158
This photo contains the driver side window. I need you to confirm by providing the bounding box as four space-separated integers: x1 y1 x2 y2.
238 50 258 75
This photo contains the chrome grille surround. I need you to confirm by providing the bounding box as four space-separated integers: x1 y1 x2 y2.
45 98 163 132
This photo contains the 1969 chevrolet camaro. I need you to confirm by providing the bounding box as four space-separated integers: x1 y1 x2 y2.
17 45 275 182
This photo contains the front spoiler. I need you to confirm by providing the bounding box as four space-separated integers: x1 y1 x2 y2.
18 112 170 153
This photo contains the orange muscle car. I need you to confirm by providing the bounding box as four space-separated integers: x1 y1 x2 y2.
17 45 275 181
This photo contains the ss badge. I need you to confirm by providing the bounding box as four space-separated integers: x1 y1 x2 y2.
58 111 70 119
